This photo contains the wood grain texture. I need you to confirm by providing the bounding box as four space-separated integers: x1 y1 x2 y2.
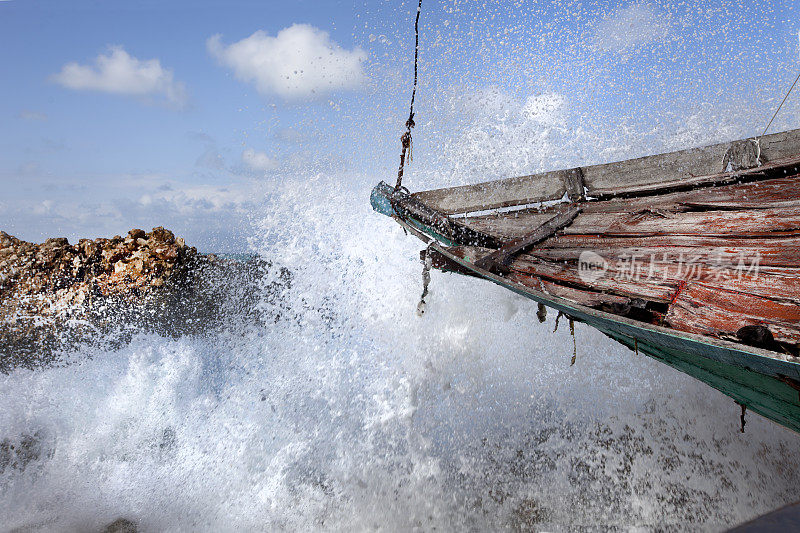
525 235 800 267
509 254 800 305
407 131 800 354
506 272 632 308
563 206 800 237
474 206 581 270
459 210 557 240
411 129 800 215
581 175 800 214
411 169 568 215
665 282 800 345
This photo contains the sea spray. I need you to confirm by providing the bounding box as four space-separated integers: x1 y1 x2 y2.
5 0 800 527
2 176 800 530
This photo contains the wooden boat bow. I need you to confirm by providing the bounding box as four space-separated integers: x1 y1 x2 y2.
371 128 800 433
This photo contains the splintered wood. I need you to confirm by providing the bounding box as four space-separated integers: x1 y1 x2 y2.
456 171 800 354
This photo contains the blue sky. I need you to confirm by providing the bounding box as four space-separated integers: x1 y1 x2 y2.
2 0 799 251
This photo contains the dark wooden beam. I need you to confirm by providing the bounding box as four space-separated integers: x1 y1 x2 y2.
474 206 581 271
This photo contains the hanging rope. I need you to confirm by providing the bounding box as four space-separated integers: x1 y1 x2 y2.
536 302 547 323
737 402 747 433
569 318 576 366
417 244 433 316
761 70 800 138
553 311 563 333
394 0 423 192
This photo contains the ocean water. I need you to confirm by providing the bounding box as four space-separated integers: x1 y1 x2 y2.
4 1 800 528
2 172 800 532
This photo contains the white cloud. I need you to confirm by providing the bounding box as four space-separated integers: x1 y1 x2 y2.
32 200 53 216
51 46 187 107
208 24 367 99
242 149 278 173
18 110 48 121
592 4 670 53
0 169 263 252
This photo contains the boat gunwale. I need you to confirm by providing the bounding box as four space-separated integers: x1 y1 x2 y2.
390 215 800 381
411 128 800 216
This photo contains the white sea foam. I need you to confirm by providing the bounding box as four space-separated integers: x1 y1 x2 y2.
2 171 800 531
5 1 800 528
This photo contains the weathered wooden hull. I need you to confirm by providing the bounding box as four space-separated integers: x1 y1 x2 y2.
371 129 800 433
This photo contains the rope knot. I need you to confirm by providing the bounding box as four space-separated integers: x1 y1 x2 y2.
405 113 416 130
401 131 412 149
401 131 413 165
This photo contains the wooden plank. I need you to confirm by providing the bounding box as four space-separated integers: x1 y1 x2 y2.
426 247 482 277
506 272 632 308
760 128 800 161
459 210 557 240
586 155 800 197
410 129 800 216
473 206 581 270
583 131 800 197
528 245 800 268
509 255 678 302
461 175 800 241
510 254 800 305
563 206 800 237
581 175 800 214
564 167 585 201
583 142 729 196
411 169 568 215
722 138 763 171
448 246 800 305
709 266 800 304
665 282 800 346
439 245 677 303
525 234 800 267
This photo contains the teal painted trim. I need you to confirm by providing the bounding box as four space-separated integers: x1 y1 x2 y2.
604 330 800 434
370 181 457 246
370 181 396 217
406 218 456 247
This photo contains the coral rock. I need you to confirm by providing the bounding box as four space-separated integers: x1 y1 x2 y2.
0 227 207 370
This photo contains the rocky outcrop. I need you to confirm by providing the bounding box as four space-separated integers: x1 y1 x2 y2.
1 227 197 320
0 228 280 371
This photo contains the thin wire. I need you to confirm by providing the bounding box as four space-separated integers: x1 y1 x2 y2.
762 70 800 138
